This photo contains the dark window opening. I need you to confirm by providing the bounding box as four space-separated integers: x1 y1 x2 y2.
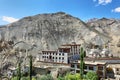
59 57 61 59
76 70 80 73
71 64 74 68
77 64 80 68
98 67 103 70
53 57 54 59
84 66 87 69
89 66 94 70
59 53 61 55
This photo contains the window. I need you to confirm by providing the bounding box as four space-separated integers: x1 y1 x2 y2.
71 64 74 68
84 66 87 69
56 57 57 59
53 57 54 59
116 72 120 75
116 68 119 71
62 53 64 56
76 70 80 73
89 66 94 70
62 57 64 60
77 64 80 68
98 66 103 70
59 57 61 59
42 56 44 58
59 53 61 55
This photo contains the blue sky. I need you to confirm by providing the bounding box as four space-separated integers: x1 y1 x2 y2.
0 0 120 25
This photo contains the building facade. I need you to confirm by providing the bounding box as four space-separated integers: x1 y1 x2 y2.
70 57 120 80
70 60 106 79
37 42 81 64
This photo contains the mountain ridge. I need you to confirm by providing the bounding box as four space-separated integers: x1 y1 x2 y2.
0 12 120 57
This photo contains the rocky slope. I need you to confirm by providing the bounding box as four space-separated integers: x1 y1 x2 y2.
87 18 120 56
0 12 120 59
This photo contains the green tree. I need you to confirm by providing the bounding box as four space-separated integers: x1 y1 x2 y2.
17 60 21 80
65 73 82 80
57 76 65 80
29 55 33 80
85 71 98 80
11 77 17 80
21 77 29 80
80 47 85 79
39 74 54 80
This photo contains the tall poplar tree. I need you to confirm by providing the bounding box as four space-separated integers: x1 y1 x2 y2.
29 55 33 80
80 47 85 79
17 59 21 80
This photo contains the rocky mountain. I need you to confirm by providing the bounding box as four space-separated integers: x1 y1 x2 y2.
0 12 120 58
87 18 120 56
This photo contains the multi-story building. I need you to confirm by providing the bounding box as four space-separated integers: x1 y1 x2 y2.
107 64 120 80
70 60 106 79
61 42 81 56
70 57 120 80
37 42 81 64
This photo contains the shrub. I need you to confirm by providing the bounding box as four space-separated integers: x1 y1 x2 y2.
57 76 65 80
39 74 54 80
11 77 17 80
85 71 98 80
65 73 82 80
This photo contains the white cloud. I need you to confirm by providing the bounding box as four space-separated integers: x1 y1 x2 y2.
98 0 112 5
112 7 120 13
2 16 19 23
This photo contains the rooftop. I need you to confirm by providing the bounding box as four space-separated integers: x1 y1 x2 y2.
61 44 81 46
71 57 120 65
42 51 57 53
84 57 120 61
71 60 106 65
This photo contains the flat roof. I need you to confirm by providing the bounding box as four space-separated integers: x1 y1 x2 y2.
42 51 57 53
61 44 81 46
58 47 71 49
36 61 71 66
85 61 106 65
107 64 120 68
72 60 106 65
84 57 120 61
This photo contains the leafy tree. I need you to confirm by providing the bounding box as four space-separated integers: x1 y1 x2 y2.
85 71 98 80
12 77 36 80
80 47 85 79
39 74 54 80
21 77 29 80
11 77 17 80
65 73 82 80
47 74 54 80
17 60 21 80
29 55 33 80
57 76 65 80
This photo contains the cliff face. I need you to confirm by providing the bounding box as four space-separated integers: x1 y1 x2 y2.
0 12 120 56
87 18 120 56
0 12 92 51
